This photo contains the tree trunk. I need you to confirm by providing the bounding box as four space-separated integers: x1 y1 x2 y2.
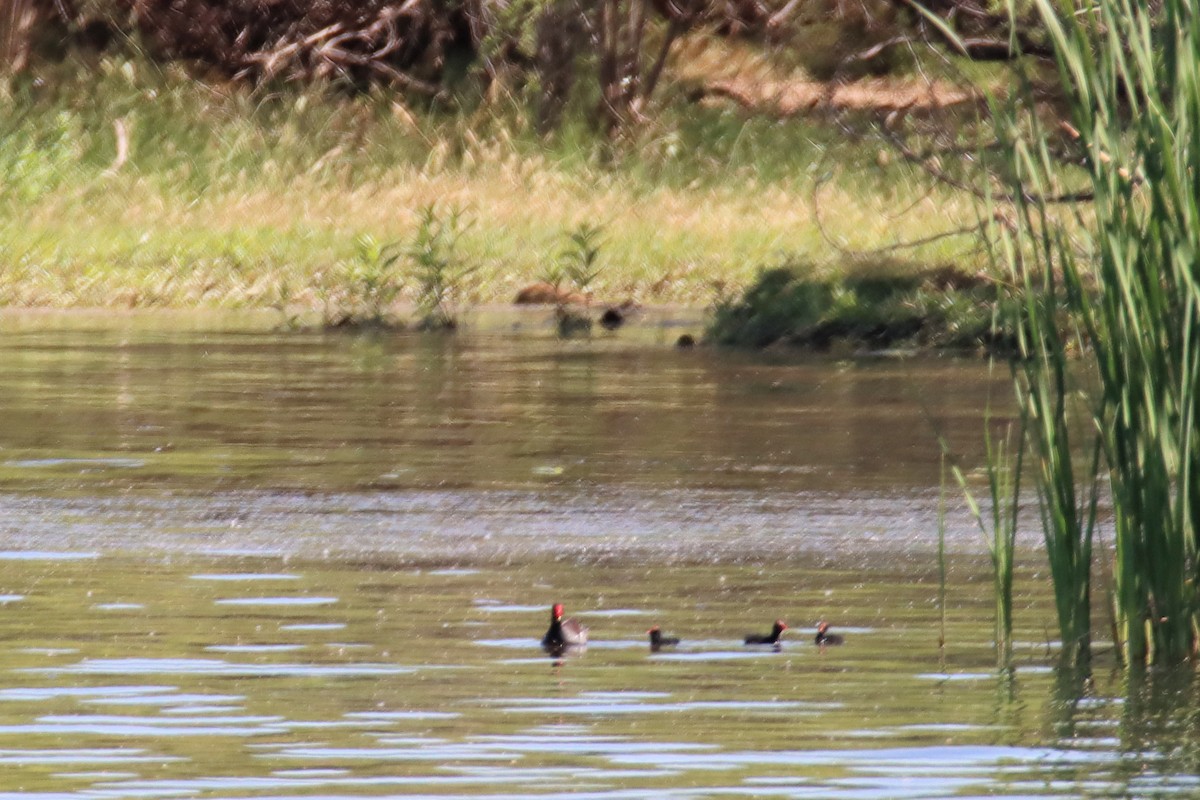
535 0 586 134
2 0 36 75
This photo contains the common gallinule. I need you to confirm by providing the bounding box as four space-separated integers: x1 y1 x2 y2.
744 619 788 645
542 603 588 652
648 625 680 652
815 621 844 646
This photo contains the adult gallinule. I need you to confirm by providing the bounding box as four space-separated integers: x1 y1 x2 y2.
542 603 588 652
744 619 788 645
815 621 844 646
648 625 680 652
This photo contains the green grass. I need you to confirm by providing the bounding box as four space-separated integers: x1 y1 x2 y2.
0 52 984 311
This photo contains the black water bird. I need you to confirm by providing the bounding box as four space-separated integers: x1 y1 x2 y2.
648 625 680 652
542 603 588 653
744 619 788 646
815 621 844 646
599 307 625 330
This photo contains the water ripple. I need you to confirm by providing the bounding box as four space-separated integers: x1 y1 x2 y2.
190 573 301 581
215 597 338 607
27 658 415 678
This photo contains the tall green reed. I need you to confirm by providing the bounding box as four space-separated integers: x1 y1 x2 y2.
938 452 948 653
952 416 1023 664
989 0 1200 663
993 191 1100 666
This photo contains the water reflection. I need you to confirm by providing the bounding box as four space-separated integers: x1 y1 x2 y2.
0 319 1004 499
0 551 1190 797
0 317 1186 798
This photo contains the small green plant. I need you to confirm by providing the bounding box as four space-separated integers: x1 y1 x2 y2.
311 269 338 328
537 259 568 304
408 203 474 331
338 233 405 327
552 221 605 337
560 222 604 299
270 278 301 330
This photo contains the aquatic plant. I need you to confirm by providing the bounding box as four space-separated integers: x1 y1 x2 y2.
1005 228 1099 668
938 452 948 652
407 203 475 331
984 0 1200 663
952 416 1023 664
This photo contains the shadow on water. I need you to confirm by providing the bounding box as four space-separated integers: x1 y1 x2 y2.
0 315 1185 798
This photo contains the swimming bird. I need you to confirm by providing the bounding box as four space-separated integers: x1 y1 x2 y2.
815 621 844 646
542 603 588 653
648 625 680 652
744 619 788 646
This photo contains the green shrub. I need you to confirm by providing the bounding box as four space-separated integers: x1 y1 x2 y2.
707 261 1004 352
0 110 81 203
708 265 832 348
332 234 406 328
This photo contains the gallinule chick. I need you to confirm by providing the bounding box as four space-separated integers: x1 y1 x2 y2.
744 619 788 645
648 625 680 652
815 621 844 646
542 603 588 653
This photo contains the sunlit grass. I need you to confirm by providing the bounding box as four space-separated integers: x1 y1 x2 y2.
3 174 979 308
0 55 983 310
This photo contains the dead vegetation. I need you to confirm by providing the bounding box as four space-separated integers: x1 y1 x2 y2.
694 75 978 114
138 0 477 92
6 1 1049 122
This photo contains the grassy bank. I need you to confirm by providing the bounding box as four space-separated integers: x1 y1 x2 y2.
0 42 984 312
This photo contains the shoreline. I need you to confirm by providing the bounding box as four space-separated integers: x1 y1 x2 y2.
0 303 999 357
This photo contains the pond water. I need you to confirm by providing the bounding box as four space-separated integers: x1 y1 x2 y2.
0 312 1193 799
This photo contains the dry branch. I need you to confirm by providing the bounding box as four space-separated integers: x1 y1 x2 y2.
127 0 469 92
2 0 38 74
